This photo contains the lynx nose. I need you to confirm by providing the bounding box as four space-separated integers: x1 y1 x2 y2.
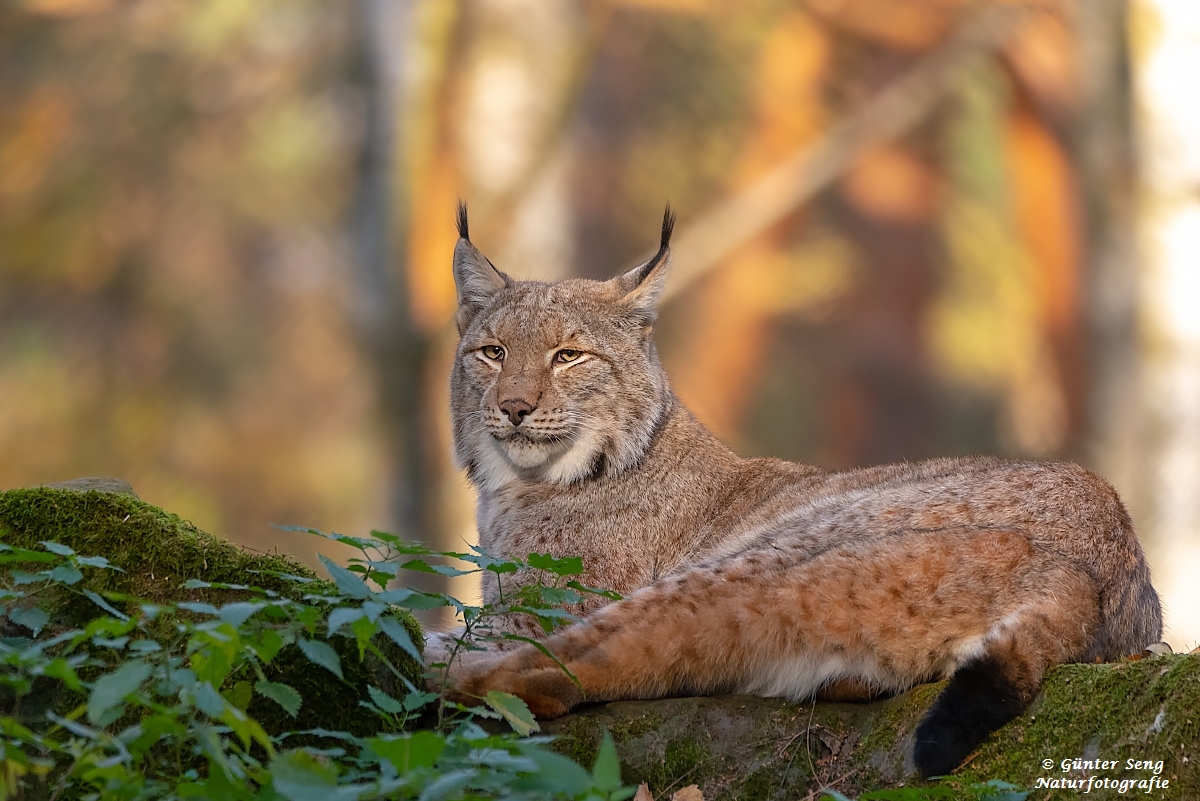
499 399 535 426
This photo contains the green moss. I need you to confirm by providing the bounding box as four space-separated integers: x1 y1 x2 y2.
550 714 603 766
734 766 778 800
0 488 306 610
637 737 713 794
608 709 664 742
0 486 425 737
855 682 941 759
544 656 1200 799
960 655 1200 798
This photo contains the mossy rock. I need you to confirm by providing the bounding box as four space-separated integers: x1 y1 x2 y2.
545 655 1200 799
0 483 425 738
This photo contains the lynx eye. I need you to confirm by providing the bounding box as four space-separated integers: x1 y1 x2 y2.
554 349 583 364
481 345 505 362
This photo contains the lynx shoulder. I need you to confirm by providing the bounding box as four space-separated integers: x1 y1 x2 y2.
440 203 1162 778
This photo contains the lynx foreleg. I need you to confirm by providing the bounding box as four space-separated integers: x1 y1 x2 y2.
439 569 758 717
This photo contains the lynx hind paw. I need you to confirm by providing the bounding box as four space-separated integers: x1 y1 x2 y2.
912 655 1027 778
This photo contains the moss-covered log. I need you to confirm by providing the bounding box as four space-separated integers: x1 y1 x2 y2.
546 655 1200 799
7 480 1196 799
0 480 424 737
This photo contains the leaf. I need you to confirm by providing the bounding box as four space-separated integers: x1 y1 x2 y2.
376 589 449 610
459 550 520 571
255 680 302 718
500 634 580 689
634 783 654 801
373 587 418 605
253 628 285 664
319 553 373 599
48 564 83 585
977 780 1028 801
521 747 593 797
403 690 439 712
527 553 585 576
216 601 263 628
367 685 403 714
75 555 117 570
192 682 227 717
177 601 220 616
378 616 422 664
416 768 475 801
269 750 358 801
362 558 400 577
81 590 128 620
567 580 623 601
88 660 152 725
38 541 75 556
91 636 129 650
509 605 579 633
0 546 57 565
43 658 83 691
8 607 48 636
368 529 400 543
225 679 253 711
297 638 343 679
485 690 540 736
861 789 955 800
592 731 621 792
398 559 473 577
360 600 386 622
326 606 365 638
368 731 446 774
534 586 583 606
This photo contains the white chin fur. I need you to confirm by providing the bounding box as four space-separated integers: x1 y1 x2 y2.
502 437 555 469
542 426 605 484
474 426 605 490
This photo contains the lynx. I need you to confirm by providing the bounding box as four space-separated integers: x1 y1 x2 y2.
433 204 1162 778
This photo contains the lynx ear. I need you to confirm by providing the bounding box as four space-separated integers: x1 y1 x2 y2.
452 202 510 331
614 205 675 328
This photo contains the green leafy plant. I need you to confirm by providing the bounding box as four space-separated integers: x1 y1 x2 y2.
0 530 635 800
821 778 1028 801
280 527 620 731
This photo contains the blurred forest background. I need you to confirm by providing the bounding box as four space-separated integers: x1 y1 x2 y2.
3 0 1199 647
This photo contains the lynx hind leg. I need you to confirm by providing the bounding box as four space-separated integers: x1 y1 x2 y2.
912 561 1099 778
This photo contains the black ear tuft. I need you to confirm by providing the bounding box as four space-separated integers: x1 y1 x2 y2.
456 201 470 241
630 204 675 285
660 204 675 252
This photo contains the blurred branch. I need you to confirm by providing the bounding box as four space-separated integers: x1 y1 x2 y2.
348 0 434 545
662 1 1044 303
349 0 410 340
473 6 614 246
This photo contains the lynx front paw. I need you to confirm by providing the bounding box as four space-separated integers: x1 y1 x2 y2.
439 656 583 719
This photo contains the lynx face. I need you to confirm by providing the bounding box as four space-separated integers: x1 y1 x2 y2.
450 206 676 490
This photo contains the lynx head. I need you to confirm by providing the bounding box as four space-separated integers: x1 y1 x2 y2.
450 204 676 490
